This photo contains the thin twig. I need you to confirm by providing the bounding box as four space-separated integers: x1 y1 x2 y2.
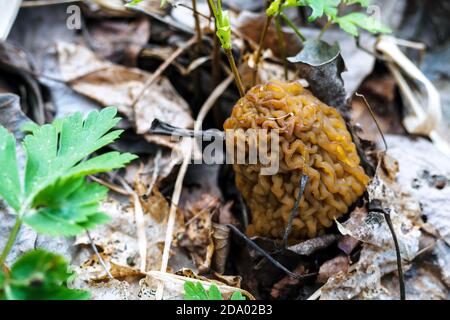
281 13 305 42
369 200 405 300
282 174 308 248
155 74 234 300
225 48 245 97
227 224 316 280
192 0 203 51
89 175 130 196
238 194 249 230
86 230 113 280
178 3 211 21
382 211 405 300
130 36 197 118
355 93 388 152
252 15 273 86
318 19 332 40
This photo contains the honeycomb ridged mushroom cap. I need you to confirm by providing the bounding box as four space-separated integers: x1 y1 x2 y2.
224 80 369 240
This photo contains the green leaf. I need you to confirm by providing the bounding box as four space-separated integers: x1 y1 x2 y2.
266 0 281 16
0 249 89 300
23 107 135 197
337 12 391 36
207 284 223 300
0 127 21 211
184 281 224 300
208 0 232 49
302 0 341 21
24 177 111 236
343 0 370 7
183 281 245 300
230 291 246 300
184 281 208 300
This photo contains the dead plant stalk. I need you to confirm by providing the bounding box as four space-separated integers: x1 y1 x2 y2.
155 74 234 300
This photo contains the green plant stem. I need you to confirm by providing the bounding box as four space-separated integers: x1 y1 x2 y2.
318 19 332 40
280 13 305 42
0 217 22 265
225 48 245 97
252 15 273 86
275 14 288 80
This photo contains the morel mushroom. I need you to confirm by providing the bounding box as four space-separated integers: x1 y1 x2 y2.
224 80 369 240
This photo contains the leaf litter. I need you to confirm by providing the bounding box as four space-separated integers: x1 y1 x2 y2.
1 0 450 301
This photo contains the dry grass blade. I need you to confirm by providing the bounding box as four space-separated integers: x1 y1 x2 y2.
86 230 114 280
119 177 148 273
155 74 234 300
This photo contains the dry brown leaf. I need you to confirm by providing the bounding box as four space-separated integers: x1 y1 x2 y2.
320 174 422 299
56 42 194 149
73 194 185 286
317 255 350 284
87 17 150 66
178 194 222 272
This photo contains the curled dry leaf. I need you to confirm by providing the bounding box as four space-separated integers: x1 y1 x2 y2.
175 268 241 288
145 270 255 300
320 264 383 300
71 278 153 300
288 40 347 113
317 255 349 284
287 234 340 256
179 194 220 273
321 173 422 299
386 135 450 245
56 42 194 149
377 264 448 300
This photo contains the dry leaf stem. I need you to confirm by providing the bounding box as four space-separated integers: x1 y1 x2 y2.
252 15 273 86
130 36 197 119
155 74 234 300
118 177 148 273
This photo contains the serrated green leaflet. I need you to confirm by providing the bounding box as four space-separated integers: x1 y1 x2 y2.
0 106 136 243
230 291 246 300
266 0 390 37
0 127 21 211
24 177 111 236
0 249 89 300
183 281 246 300
24 107 134 197
207 284 223 300
337 12 391 36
